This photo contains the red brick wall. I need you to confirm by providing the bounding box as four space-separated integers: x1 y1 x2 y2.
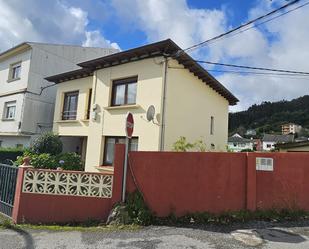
126 151 247 216
12 145 309 224
123 149 309 216
252 153 309 210
12 167 115 224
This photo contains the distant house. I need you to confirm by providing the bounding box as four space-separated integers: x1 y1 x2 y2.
228 133 253 152
295 136 309 142
246 129 256 136
253 139 262 151
281 123 302 135
262 134 294 151
276 140 309 152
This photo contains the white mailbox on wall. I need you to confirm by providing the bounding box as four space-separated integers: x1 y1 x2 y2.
256 157 274 171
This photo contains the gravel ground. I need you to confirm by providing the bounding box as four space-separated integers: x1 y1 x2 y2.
1 221 309 249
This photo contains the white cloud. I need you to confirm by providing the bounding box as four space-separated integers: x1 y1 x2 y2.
112 0 309 111
0 0 119 52
111 0 226 48
83 31 121 50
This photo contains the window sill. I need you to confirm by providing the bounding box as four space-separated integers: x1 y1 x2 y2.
55 120 79 123
81 119 89 122
7 78 21 83
95 166 114 174
104 104 140 111
1 118 15 122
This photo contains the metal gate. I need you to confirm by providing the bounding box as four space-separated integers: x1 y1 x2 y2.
0 164 18 217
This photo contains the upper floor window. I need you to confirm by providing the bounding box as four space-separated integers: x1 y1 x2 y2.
210 116 214 135
9 62 21 81
111 77 137 106
3 101 16 120
62 91 79 120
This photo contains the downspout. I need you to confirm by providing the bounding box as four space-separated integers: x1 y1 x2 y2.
93 70 98 105
19 48 33 136
159 56 168 151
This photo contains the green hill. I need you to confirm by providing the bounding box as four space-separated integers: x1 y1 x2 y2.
229 95 309 136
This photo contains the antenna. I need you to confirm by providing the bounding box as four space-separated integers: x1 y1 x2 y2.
146 105 155 122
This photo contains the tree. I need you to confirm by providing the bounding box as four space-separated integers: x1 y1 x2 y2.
31 132 63 155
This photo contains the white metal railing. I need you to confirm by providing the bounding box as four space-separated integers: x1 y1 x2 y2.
61 110 77 120
22 169 113 198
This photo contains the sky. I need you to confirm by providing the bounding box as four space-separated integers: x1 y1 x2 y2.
0 0 308 112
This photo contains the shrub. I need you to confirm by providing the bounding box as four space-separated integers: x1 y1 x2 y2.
57 152 83 171
172 137 194 152
126 191 154 225
172 137 209 152
31 132 63 155
16 151 83 171
0 147 24 165
25 152 57 169
241 149 254 152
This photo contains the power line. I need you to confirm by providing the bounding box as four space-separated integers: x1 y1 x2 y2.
204 69 309 80
169 65 309 79
194 60 309 75
176 0 301 54
202 1 309 47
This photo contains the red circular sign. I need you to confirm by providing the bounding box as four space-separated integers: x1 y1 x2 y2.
125 112 134 138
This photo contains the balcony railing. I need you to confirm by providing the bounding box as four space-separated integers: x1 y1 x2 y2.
62 110 77 120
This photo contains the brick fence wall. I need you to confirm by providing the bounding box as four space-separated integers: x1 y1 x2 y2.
12 166 115 224
113 145 309 217
11 145 309 224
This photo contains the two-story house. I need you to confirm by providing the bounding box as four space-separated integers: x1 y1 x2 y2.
0 42 117 148
227 133 254 152
262 134 294 151
46 39 238 172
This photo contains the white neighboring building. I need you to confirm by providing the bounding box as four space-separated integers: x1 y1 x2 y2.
281 123 302 135
262 134 294 151
227 133 254 152
0 42 117 148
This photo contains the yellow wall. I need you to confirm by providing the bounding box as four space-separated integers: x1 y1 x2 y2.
164 59 229 151
53 57 231 171
53 77 92 136
279 145 309 152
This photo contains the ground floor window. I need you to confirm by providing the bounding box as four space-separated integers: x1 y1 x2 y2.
103 136 138 165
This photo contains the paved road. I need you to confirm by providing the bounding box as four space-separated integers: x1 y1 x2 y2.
1 222 309 249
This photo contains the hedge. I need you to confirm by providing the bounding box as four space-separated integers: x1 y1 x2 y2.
0 148 24 165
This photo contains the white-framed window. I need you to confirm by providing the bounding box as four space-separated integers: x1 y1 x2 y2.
210 116 214 135
62 91 79 120
256 157 274 171
103 136 138 165
9 62 21 81
3 101 16 120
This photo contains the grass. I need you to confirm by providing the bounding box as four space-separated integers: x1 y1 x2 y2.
15 223 141 232
0 214 140 232
154 209 309 226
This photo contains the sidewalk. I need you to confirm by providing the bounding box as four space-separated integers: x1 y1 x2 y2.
1 221 309 249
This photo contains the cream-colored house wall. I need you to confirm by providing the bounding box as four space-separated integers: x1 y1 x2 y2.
53 57 232 172
85 58 164 171
279 145 309 152
164 59 229 151
53 77 92 137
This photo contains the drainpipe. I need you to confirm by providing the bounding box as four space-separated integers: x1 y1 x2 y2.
159 56 168 151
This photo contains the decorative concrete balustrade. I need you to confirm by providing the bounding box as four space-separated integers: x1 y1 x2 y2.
22 169 113 198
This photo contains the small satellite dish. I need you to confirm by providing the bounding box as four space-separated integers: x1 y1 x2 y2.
146 105 155 122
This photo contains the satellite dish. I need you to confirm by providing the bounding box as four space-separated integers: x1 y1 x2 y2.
146 105 155 122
